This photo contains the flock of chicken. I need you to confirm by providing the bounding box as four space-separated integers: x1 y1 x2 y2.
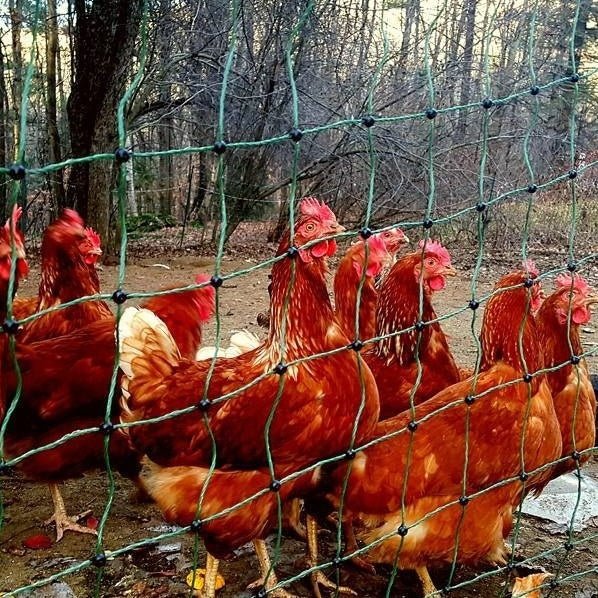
0 198 596 598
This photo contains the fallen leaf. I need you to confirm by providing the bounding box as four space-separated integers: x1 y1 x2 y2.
23 535 53 549
185 569 225 593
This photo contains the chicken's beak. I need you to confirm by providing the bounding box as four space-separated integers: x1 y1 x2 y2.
330 223 346 235
443 265 457 277
401 233 410 244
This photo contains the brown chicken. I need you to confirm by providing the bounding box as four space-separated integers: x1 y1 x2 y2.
314 266 561 596
15 209 109 343
364 239 461 419
511 572 552 597
333 228 408 342
118 198 380 597
534 273 597 483
2 273 215 540
1 206 29 413
0 206 29 325
12 224 103 323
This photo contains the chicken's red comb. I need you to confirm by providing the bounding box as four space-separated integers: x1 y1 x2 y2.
84 227 101 249
3 205 25 246
556 272 592 295
417 239 451 267
298 197 336 222
522 259 539 277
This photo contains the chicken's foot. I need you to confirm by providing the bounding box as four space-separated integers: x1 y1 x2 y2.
193 553 221 598
342 519 376 574
307 515 356 598
46 483 97 542
415 566 438 597
283 498 306 539
246 539 298 597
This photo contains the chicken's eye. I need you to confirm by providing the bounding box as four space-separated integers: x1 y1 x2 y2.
304 222 316 233
426 258 436 267
383 231 391 237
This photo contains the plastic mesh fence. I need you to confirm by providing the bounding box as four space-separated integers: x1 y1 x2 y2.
1 0 598 596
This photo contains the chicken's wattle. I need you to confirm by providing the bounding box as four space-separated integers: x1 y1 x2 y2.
428 275 446 291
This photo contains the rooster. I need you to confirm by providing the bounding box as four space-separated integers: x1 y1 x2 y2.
333 228 408 343
534 273 597 483
1 273 215 540
364 239 460 419
310 265 561 596
118 198 380 598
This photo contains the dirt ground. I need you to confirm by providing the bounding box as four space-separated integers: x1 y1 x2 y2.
1 224 598 597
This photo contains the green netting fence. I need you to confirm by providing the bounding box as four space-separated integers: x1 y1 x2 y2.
1 0 598 596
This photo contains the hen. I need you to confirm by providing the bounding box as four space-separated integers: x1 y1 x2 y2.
534 273 597 482
118 198 380 597
364 239 461 419
15 209 109 342
2 273 215 540
314 265 561 596
0 205 29 325
333 228 408 343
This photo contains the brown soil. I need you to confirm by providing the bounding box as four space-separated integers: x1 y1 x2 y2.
1 225 597 597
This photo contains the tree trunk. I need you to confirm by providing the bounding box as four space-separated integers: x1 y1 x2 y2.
45 0 66 211
8 0 23 160
66 0 144 259
456 0 477 141
0 36 8 220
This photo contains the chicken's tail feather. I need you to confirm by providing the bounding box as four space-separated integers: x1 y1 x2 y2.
118 307 181 426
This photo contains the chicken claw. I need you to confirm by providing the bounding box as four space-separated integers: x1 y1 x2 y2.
46 484 97 542
306 516 356 598
247 540 298 597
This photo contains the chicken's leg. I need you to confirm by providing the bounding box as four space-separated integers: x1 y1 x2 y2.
415 566 438 597
246 539 297 598
342 519 376 574
45 483 97 541
282 498 306 539
196 553 221 598
307 515 356 598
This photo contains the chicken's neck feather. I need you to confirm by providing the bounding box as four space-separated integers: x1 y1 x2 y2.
373 259 437 365
37 257 100 311
334 256 377 341
266 250 339 363
480 287 542 378
536 295 583 368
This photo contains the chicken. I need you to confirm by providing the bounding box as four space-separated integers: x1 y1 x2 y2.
16 209 109 343
313 265 561 596
1 206 30 416
1 273 215 540
118 198 380 597
511 572 552 597
364 239 461 419
333 228 408 342
12 224 102 323
0 205 29 323
534 273 597 482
